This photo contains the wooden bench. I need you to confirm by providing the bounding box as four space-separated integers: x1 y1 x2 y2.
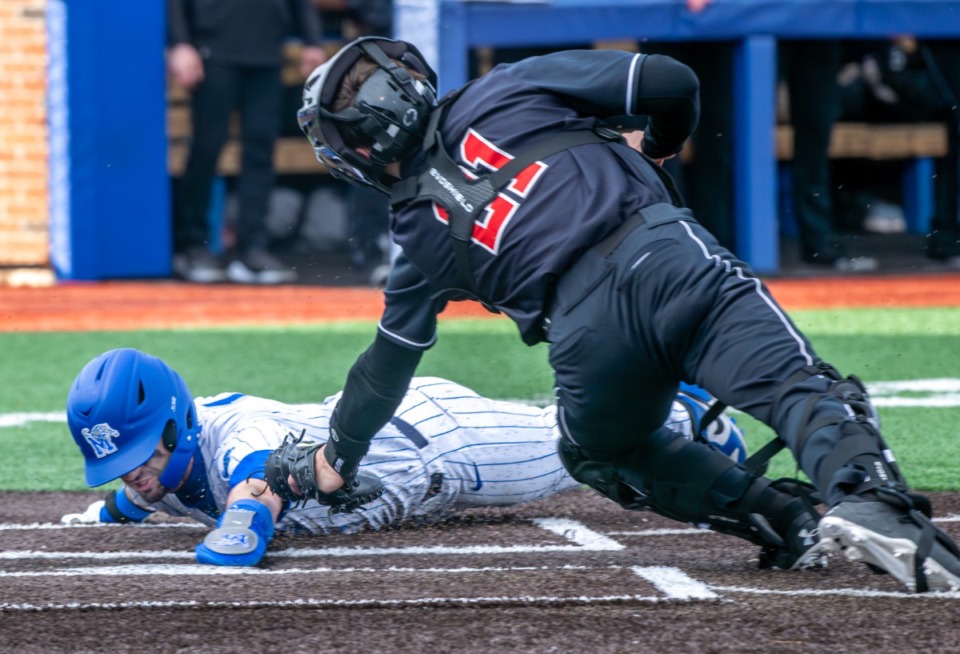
166 39 948 173
777 122 947 160
167 118 949 177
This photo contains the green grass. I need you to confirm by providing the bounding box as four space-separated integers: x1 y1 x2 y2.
2 307 959 491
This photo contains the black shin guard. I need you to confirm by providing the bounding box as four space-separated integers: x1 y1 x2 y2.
772 362 912 506
557 429 822 569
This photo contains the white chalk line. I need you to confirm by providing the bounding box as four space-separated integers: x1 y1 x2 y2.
0 562 608 578
4 577 959 613
0 521 204 531
4 379 960 429
608 514 960 536
0 518 621 562
631 566 718 600
0 593 673 613
712 585 960 600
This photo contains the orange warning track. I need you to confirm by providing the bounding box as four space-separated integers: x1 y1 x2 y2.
1 273 959 332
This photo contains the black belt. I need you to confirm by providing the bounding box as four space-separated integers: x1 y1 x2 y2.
389 416 428 449
593 203 694 258
389 417 444 501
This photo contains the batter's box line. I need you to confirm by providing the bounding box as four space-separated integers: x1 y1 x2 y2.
0 522 205 531
607 514 960 537
713 585 960 600
0 593 698 614
275 518 623 558
0 518 623 562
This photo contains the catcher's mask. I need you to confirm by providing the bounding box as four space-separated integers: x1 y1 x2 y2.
66 348 200 488
297 36 438 194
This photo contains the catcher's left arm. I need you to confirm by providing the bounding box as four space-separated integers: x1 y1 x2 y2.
264 429 384 514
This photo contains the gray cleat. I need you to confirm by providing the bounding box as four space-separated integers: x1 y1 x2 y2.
816 499 960 592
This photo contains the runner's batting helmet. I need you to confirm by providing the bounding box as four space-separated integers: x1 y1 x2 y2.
66 348 200 488
297 37 437 194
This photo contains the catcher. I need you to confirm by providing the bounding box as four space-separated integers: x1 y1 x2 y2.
63 348 747 566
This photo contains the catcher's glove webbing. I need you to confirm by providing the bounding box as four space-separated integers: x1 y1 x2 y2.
264 430 384 514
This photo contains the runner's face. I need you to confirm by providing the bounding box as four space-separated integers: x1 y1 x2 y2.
120 443 172 503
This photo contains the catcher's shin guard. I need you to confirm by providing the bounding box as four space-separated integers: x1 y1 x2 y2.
770 361 911 506
558 429 823 569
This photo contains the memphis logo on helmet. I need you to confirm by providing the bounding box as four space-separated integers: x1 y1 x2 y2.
82 423 120 458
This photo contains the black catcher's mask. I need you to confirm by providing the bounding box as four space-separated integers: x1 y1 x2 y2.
297 37 438 194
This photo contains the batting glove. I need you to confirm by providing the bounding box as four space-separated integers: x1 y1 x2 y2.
60 500 107 525
195 499 275 567
60 489 152 525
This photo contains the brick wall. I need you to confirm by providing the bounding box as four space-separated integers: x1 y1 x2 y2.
0 1 47 268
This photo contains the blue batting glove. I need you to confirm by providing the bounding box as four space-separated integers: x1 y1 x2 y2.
195 499 275 567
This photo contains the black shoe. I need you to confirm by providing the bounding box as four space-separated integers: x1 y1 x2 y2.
815 494 960 592
926 228 960 265
172 247 226 283
226 249 297 284
747 478 825 571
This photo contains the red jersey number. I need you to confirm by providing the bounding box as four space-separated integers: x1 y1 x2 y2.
432 128 547 254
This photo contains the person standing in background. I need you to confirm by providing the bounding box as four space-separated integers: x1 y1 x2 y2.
167 0 328 284
647 0 876 272
313 0 396 284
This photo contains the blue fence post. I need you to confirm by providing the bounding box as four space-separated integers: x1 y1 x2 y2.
47 0 170 280
902 157 934 235
733 35 779 274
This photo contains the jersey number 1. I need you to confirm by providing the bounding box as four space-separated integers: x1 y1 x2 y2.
431 128 547 255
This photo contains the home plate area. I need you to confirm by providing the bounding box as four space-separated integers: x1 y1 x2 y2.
2 489 960 654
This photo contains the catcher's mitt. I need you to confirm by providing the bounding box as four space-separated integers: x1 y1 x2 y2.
264 430 384 514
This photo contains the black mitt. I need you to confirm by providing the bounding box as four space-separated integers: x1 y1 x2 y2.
264 430 384 514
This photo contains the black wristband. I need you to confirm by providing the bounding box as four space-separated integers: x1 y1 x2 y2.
323 426 365 482
103 489 150 523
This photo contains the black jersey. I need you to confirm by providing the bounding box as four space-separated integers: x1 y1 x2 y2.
167 0 323 67
378 50 700 348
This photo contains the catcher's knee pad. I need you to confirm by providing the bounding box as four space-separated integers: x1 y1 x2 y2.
771 361 908 505
557 435 647 510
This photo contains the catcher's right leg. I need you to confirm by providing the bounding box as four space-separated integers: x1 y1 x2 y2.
557 427 823 570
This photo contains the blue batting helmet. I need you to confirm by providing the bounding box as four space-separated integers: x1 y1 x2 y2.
677 383 748 464
66 348 200 488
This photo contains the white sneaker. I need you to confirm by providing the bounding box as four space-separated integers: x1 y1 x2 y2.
172 248 226 283
226 249 297 284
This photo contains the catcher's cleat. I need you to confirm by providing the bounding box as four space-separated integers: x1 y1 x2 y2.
814 492 960 592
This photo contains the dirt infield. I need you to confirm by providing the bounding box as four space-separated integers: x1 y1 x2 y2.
2 489 960 654
2 272 960 332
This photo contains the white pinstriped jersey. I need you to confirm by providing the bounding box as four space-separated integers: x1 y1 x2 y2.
127 377 696 535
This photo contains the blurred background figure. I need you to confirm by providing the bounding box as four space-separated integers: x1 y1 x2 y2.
834 37 960 268
167 0 328 284
314 0 396 285
646 0 876 272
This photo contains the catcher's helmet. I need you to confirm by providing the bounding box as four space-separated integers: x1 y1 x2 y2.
66 348 200 488
297 37 437 194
